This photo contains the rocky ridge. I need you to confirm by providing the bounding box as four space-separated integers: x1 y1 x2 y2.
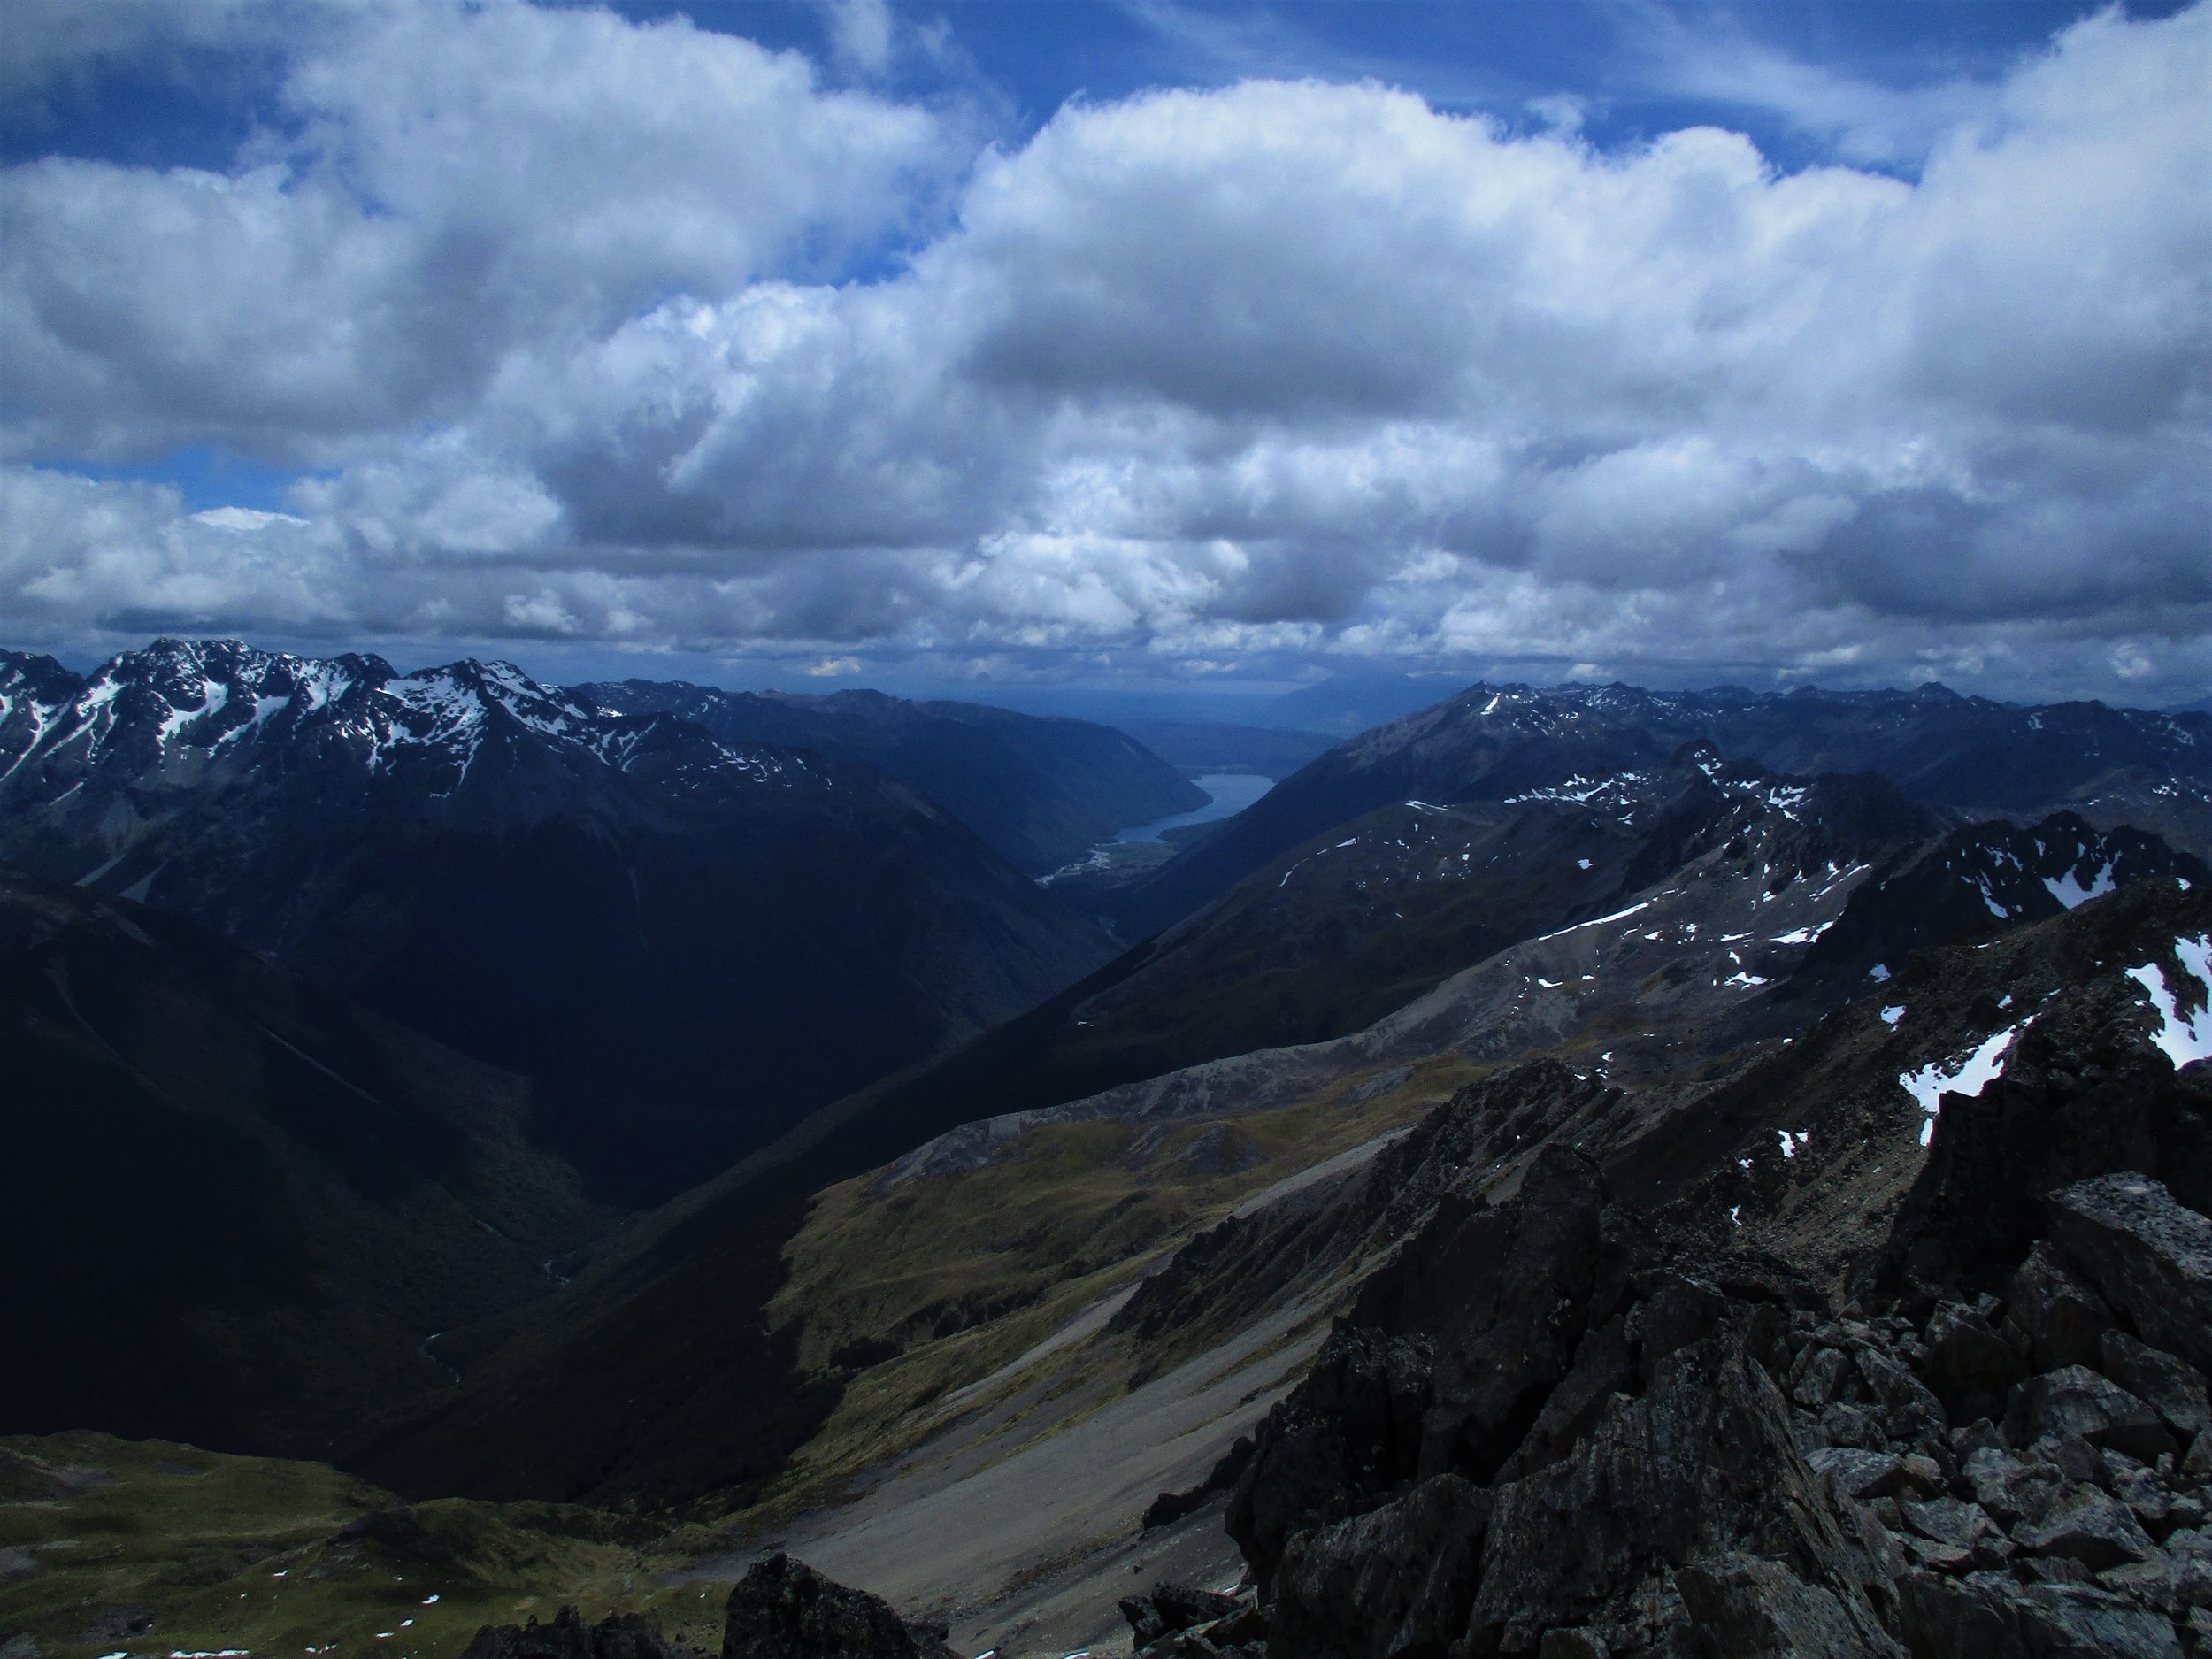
1130 881 2212 1657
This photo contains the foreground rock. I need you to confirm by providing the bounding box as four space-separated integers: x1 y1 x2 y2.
1163 892 2212 1657
461 1609 680 1659
721 1554 953 1659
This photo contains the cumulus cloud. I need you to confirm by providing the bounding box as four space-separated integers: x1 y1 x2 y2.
1 1 2207 703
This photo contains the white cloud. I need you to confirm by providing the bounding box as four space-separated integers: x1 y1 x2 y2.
1 1 2207 703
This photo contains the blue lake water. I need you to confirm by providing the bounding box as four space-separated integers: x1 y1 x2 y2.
1115 772 1275 842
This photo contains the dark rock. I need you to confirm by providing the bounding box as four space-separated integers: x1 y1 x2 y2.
1853 1346 1952 1455
462 1609 677 1659
1963 1446 2070 1527
2009 1244 2116 1372
1463 1330 1899 1655
2101 1330 2212 1440
1898 1570 2183 1658
1227 1328 1435 1582
1674 1551 1909 1657
1901 1495 2011 1567
2011 1486 2158 1571
1808 1447 1910 1502
1924 1302 2031 1424
1271 1474 1487 1659
721 1555 942 1659
1144 1436 1255 1530
1793 1347 1853 1410
1148 1581 1243 1634
2047 1173 2212 1375
2004 1367 2177 1463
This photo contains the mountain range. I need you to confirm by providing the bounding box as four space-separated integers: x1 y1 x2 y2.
574 680 1203 876
8 642 2212 1659
0 641 1126 1199
1111 679 2212 941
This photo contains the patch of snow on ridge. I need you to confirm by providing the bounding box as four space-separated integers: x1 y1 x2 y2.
1529 900 1650 943
1901 1024 2027 1147
2127 934 2212 1069
1882 1005 1906 1025
2046 861 2117 910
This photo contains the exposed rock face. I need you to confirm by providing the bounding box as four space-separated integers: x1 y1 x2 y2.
1203 904 2212 1659
460 1608 678 1659
721 1555 952 1659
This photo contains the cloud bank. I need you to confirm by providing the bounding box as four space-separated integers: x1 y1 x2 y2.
2 0 2206 700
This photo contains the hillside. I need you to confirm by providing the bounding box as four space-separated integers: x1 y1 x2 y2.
0 641 1112 1200
0 868 610 1458
575 680 1203 875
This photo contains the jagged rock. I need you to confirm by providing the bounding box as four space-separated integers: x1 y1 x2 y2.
1228 1327 1436 1580
2011 1485 2158 1571
2101 1330 2212 1440
1675 1552 1908 1657
1963 1446 2070 1527
721 1555 949 1659
2003 1367 2177 1463
1271 1474 1487 1659
1898 1570 2184 1658
1149 1581 1244 1635
1853 1346 1952 1455
1793 1346 1853 1410
2046 1173 2212 1375
1394 1148 1610 1482
1924 1302 2031 1424
2009 1244 2116 1372
1461 1327 1899 1655
1807 1447 1912 1502
1146 1436 1255 1530
1901 1495 2010 1568
461 1609 676 1659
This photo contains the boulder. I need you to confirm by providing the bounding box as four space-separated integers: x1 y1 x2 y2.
2004 1367 2177 1463
2047 1173 2212 1375
721 1555 948 1659
2011 1486 2158 1571
1923 1302 2030 1424
1271 1474 1487 1659
1673 1552 1908 1658
2009 1243 2116 1371
1962 1447 2070 1527
462 1609 676 1659
2100 1330 2212 1440
1898 1570 2183 1659
1463 1330 1898 1655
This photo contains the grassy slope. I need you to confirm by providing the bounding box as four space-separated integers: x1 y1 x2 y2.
0 1435 725 1659
732 1055 1480 1527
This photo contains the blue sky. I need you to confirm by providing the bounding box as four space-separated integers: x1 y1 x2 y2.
2 1 2206 705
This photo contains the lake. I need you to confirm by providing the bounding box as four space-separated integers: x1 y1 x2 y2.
1114 772 1275 842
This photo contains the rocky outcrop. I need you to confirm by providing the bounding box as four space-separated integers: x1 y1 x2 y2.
721 1555 952 1659
1207 990 2212 1659
460 1608 679 1659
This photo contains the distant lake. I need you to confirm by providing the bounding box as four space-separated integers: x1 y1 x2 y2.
1115 772 1275 842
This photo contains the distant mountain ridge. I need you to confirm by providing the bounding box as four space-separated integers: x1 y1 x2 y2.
1115 679 2212 939
0 639 1113 1200
574 679 1203 875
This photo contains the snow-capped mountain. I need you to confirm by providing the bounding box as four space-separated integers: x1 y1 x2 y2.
0 640 1113 1200
1115 678 2212 940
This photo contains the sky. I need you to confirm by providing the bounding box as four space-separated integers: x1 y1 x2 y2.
1 0 2207 709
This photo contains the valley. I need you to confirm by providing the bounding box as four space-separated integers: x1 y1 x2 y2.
7 649 2212 1659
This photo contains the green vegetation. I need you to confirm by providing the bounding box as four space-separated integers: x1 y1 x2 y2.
735 1055 1479 1524
0 1435 722 1659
